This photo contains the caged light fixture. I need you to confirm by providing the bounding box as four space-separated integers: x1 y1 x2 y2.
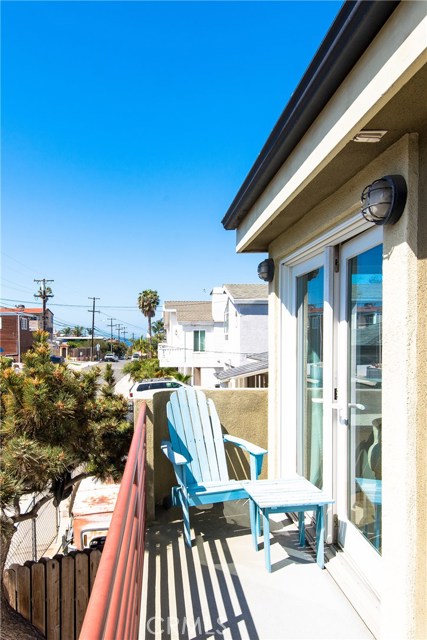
257 258 275 283
361 174 407 225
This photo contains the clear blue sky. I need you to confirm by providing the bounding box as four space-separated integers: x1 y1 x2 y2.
1 0 342 339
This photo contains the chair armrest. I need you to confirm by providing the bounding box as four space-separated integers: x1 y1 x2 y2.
223 434 267 479
161 440 188 466
223 434 267 456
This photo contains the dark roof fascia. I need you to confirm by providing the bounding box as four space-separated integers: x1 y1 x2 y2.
222 0 400 231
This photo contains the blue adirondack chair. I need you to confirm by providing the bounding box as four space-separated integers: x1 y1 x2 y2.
161 387 267 546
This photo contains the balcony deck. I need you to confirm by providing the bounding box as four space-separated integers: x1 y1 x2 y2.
140 500 373 639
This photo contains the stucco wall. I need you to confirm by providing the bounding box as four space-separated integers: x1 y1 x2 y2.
139 388 268 523
414 121 427 640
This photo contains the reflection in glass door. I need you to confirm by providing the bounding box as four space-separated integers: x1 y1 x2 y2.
297 267 324 488
346 244 383 552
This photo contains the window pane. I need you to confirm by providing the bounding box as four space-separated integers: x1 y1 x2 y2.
347 244 382 553
297 267 324 488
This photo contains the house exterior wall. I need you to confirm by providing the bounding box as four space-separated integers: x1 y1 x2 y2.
0 314 35 359
160 291 268 387
234 303 268 365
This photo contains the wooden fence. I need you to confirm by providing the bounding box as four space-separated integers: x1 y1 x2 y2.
4 549 101 640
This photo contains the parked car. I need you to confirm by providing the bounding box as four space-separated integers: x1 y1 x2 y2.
50 355 65 364
89 535 107 552
104 353 119 362
131 353 141 361
128 378 189 403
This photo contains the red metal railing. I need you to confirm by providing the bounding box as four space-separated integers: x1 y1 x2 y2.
80 404 147 640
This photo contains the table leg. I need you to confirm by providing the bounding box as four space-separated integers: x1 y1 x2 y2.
298 511 305 547
316 505 325 569
249 498 259 551
262 510 271 572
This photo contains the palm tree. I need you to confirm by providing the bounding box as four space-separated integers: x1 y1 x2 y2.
152 319 165 340
137 290 160 356
72 325 85 337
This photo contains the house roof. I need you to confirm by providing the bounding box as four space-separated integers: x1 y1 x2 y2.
221 1 400 232
223 284 268 301
164 301 213 323
216 352 269 381
0 307 39 315
0 307 51 315
17 307 44 314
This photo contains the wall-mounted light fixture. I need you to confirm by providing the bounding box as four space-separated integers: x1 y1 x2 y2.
361 174 407 225
257 258 275 283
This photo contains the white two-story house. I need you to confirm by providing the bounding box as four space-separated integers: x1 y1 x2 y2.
158 284 268 388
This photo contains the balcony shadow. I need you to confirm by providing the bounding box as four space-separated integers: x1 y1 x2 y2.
141 501 260 639
141 501 321 638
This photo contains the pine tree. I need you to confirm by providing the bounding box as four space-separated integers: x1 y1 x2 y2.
0 332 133 634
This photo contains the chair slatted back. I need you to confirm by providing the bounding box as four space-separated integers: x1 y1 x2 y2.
167 388 229 485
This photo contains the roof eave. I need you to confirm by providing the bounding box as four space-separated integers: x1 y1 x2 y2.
221 0 400 231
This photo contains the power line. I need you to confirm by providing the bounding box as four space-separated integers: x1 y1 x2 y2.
0 297 140 310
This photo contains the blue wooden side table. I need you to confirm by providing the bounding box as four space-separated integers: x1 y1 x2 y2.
243 476 334 572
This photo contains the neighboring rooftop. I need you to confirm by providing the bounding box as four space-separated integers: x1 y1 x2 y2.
223 284 268 301
216 352 268 381
0 306 41 315
163 301 213 323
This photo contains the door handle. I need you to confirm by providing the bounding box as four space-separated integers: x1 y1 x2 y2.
330 403 348 426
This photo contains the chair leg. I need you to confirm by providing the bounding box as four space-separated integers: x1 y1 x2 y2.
180 492 192 547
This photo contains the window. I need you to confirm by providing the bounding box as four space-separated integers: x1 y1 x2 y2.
193 330 205 352
20 317 28 330
224 302 229 340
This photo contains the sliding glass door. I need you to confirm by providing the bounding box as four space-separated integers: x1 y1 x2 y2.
282 226 383 592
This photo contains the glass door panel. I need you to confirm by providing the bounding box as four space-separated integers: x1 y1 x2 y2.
297 267 324 488
347 244 382 552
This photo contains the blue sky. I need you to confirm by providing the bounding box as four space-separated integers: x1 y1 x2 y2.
1 0 342 339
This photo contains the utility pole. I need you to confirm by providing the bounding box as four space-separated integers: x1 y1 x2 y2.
116 324 122 343
107 318 116 353
34 279 54 332
88 297 100 361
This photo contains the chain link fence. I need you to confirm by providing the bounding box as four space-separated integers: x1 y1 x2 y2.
5 494 59 568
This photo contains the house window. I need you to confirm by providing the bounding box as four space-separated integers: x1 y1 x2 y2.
20 317 28 330
193 330 205 352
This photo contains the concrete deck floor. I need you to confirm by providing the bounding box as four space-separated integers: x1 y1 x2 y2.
139 501 374 640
